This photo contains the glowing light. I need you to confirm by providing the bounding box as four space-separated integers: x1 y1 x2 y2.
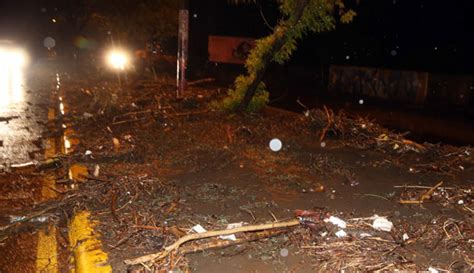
106 49 129 70
269 138 282 152
0 48 28 68
52 18 57 23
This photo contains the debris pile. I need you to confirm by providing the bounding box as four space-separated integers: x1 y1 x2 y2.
305 106 425 153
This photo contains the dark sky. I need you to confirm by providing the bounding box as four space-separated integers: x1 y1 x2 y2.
1 0 473 73
191 0 474 73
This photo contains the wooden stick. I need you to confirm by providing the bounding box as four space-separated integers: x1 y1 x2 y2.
124 219 300 265
420 181 443 201
179 229 285 255
394 185 454 190
399 181 443 204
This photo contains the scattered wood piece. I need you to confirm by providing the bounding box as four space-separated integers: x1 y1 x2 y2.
319 105 334 142
399 181 443 204
187 78 215 86
420 181 444 202
179 229 285 255
124 218 300 265
394 185 455 190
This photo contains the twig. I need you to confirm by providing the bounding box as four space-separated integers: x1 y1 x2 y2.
240 208 256 223
393 185 455 190
319 105 333 142
179 229 285 255
124 218 300 265
399 181 443 204
420 181 444 201
363 194 389 201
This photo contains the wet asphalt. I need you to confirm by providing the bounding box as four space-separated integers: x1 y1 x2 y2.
0 62 53 165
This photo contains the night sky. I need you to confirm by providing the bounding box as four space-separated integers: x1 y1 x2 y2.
1 0 473 73
191 0 474 73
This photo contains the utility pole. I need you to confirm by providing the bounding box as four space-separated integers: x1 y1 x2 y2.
177 0 189 98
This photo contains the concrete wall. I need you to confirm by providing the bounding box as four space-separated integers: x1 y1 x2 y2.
427 74 474 106
328 65 429 104
329 65 474 107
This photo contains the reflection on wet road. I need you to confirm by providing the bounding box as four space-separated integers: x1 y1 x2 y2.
0 65 48 165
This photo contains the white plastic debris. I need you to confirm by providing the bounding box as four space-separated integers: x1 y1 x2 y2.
324 216 347 229
85 150 92 156
219 222 244 241
402 233 409 241
320 231 328 237
10 161 36 168
359 233 372 238
428 267 439 273
93 164 100 177
269 138 282 152
458 200 464 205
9 215 27 223
335 230 347 238
372 215 393 232
32 216 49 223
219 234 237 241
191 224 207 233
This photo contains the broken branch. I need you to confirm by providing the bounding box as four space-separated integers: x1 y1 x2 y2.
124 218 300 265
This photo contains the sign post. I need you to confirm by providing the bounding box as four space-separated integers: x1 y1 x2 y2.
177 0 189 98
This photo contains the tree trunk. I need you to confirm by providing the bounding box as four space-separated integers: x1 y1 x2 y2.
237 0 310 112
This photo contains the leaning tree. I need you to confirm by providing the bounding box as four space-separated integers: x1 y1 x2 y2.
218 0 356 112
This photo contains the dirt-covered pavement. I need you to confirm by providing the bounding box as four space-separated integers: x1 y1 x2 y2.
1 74 473 272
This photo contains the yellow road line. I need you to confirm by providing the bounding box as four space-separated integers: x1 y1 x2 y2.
37 93 111 273
36 225 58 273
69 211 112 273
36 107 60 273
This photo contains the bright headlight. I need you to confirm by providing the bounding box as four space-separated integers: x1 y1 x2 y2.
0 48 28 68
106 49 129 70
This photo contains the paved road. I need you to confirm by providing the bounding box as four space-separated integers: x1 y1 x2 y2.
0 62 54 166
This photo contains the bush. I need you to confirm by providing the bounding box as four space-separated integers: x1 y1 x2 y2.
211 75 269 112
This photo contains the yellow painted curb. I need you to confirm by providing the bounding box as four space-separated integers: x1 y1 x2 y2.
69 211 112 273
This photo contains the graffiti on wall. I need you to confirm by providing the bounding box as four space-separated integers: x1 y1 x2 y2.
329 65 429 104
208 36 255 64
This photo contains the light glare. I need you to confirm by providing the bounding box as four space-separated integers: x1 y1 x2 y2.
107 50 129 70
